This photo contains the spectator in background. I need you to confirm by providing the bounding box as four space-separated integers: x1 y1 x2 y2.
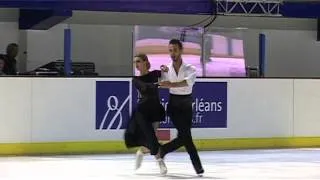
0 55 6 75
3 43 18 75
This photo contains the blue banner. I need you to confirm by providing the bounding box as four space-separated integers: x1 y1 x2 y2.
96 80 227 130
157 82 227 128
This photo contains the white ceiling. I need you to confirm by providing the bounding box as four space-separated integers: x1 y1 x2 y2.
0 8 317 31
66 11 317 31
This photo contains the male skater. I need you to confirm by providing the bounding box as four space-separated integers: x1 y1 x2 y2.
159 39 204 176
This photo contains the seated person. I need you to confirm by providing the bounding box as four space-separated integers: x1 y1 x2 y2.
3 43 18 75
0 55 6 75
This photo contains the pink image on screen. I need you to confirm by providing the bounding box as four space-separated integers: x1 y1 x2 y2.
134 35 246 77
135 54 202 76
232 39 244 57
212 35 228 55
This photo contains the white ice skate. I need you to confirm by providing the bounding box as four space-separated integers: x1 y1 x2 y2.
135 149 144 170
157 158 167 175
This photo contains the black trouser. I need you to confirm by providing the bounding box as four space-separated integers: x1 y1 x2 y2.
135 112 160 155
161 94 203 173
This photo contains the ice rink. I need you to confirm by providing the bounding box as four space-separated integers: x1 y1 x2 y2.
0 148 320 180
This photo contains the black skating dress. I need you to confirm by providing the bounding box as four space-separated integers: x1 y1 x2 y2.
124 70 166 155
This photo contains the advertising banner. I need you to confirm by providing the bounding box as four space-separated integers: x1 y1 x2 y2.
96 80 227 130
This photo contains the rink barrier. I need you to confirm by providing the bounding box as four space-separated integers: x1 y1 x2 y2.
1 78 320 155
1 137 320 156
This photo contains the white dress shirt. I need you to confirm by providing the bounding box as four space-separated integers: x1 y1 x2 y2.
161 61 197 95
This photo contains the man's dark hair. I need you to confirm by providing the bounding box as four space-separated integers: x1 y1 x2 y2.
169 39 183 50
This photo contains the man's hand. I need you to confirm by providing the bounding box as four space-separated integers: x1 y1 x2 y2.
159 81 173 88
159 80 188 88
160 65 169 72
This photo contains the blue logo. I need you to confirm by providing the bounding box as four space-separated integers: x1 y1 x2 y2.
95 81 131 130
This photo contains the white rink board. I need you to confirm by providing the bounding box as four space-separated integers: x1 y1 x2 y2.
0 77 319 143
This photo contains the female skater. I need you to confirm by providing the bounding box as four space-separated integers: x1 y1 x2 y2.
124 53 167 175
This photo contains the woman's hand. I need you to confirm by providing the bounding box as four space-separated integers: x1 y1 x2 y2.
160 65 169 72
